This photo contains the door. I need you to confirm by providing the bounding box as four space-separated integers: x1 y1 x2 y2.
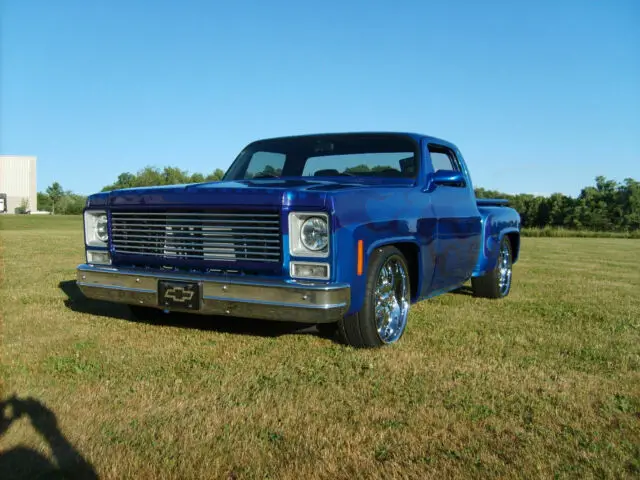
426 143 482 293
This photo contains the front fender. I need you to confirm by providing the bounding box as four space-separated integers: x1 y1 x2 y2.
339 225 426 315
329 186 432 315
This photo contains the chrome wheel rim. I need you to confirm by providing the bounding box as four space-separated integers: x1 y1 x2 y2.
374 257 410 344
498 242 512 296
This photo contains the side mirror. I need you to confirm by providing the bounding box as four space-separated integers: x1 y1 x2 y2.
431 169 466 187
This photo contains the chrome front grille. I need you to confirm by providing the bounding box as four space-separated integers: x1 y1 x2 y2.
111 211 281 263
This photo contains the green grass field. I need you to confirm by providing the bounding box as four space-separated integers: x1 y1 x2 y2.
1 215 639 479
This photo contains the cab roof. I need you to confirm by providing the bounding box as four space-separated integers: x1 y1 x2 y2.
250 131 460 151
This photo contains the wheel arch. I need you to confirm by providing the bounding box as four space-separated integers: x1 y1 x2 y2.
367 238 421 303
502 230 520 263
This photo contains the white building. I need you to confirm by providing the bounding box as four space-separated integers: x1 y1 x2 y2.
0 155 38 213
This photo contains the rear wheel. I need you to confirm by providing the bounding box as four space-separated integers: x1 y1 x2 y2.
337 246 411 348
471 236 513 298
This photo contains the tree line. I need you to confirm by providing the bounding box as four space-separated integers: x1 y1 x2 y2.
35 167 225 215
101 166 225 191
476 176 639 232
34 182 87 215
35 168 639 233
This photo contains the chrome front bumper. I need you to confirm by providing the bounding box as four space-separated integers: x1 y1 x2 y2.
75 264 350 323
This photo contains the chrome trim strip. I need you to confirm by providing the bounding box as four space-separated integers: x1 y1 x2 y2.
202 295 347 310
76 282 155 294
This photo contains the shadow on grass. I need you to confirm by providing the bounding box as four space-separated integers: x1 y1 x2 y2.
59 280 337 340
452 285 475 296
0 395 98 479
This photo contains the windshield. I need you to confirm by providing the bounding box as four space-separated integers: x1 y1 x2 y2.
223 134 419 181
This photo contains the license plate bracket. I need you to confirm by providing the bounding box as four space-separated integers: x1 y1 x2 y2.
158 280 200 311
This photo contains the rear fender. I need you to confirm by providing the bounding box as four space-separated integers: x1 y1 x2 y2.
473 207 521 276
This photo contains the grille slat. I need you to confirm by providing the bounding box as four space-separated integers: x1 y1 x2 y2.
117 246 280 256
112 232 280 239
112 220 279 227
112 226 279 234
112 212 278 218
109 238 280 246
116 242 281 251
113 250 281 262
111 211 281 263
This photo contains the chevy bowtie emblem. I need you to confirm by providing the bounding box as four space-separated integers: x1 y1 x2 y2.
164 286 195 303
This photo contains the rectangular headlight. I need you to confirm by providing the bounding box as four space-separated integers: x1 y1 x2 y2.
290 261 330 280
84 210 109 247
288 212 329 258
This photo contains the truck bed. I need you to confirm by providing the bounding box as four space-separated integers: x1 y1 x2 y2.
476 198 509 207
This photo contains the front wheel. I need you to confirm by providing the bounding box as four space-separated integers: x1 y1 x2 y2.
471 236 513 298
337 246 411 348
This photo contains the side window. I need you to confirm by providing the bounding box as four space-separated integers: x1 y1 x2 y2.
428 145 464 187
244 151 286 179
429 149 459 172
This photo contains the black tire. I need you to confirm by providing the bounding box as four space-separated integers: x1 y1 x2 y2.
471 236 513 299
337 246 411 348
316 322 337 338
128 305 170 323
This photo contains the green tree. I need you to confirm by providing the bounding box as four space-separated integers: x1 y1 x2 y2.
105 172 137 190
37 192 52 212
345 164 371 174
162 167 190 185
621 178 640 230
55 193 87 215
36 189 85 215
474 188 509 199
546 193 575 227
46 182 65 214
190 173 205 183
205 169 225 182
103 166 226 191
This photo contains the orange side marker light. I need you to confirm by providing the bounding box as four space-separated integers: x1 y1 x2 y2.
357 240 364 276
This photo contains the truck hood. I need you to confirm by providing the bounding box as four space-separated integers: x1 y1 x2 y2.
86 179 412 210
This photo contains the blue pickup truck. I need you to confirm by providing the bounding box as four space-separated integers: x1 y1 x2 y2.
77 132 520 348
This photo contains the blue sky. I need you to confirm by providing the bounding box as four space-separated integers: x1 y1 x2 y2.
2 0 638 197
